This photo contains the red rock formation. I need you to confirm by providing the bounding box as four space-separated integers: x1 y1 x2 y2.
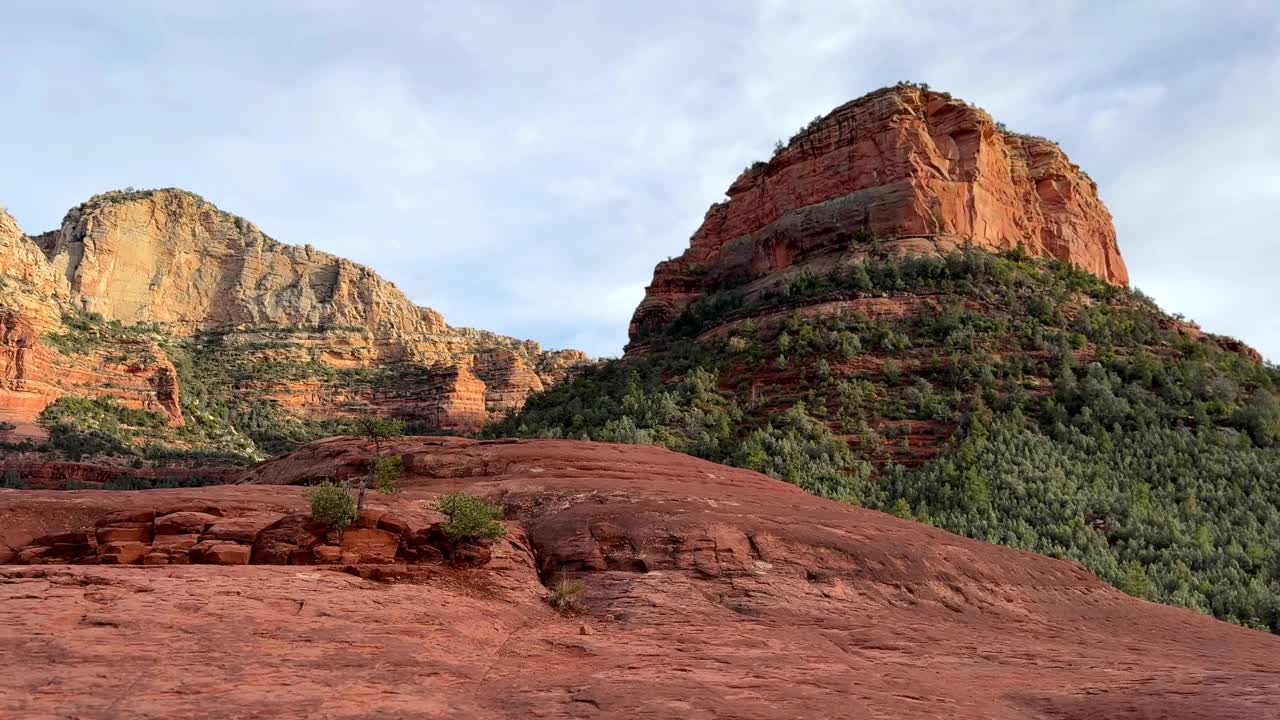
0 306 186 441
0 189 587 453
0 437 1276 718
630 83 1129 342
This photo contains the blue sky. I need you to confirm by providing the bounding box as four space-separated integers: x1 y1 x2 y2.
3 2 1277 360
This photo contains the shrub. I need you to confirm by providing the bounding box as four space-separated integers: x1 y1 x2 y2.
306 480 357 530
2 470 25 489
436 493 506 543
59 475 219 491
548 577 587 615
882 359 902 384
373 455 403 494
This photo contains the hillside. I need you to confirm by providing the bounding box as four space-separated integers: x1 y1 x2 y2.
2 437 1278 718
493 84 1280 631
0 190 586 471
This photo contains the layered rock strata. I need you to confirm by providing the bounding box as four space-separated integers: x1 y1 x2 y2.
630 83 1129 342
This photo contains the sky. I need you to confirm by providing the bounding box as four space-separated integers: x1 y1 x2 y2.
2 2 1277 360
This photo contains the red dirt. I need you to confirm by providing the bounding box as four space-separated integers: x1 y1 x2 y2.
1 436 1277 719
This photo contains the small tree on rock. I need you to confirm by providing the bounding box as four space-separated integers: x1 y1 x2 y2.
307 479 357 532
354 413 404 511
436 493 506 540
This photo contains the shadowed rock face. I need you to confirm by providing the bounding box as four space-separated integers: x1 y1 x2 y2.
629 83 1128 343
1 437 1276 718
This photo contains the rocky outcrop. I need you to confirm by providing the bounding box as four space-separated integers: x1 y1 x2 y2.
40 190 438 337
1 437 1277 718
0 207 68 300
0 307 185 441
629 83 1128 342
3 488 482 568
0 189 586 449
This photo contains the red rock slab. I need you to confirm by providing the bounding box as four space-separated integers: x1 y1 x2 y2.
0 437 1276 718
0 486 305 549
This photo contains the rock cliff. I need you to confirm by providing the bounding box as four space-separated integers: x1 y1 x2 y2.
0 190 585 458
629 83 1128 343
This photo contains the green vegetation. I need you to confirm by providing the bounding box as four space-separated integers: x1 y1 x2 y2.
2 470 25 489
42 308 164 358
165 337 355 458
436 493 506 543
166 334 451 459
306 480 358 531
61 475 220 491
355 414 404 508
492 246 1280 632
548 577 587 615
302 416 404 529
37 392 258 464
33 311 457 464
39 395 167 459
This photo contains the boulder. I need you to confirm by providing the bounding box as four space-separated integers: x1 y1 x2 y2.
353 508 385 529
339 528 399 565
377 507 444 536
96 523 153 544
152 533 200 551
251 514 327 565
97 509 157 526
31 529 97 562
312 545 342 564
17 547 51 564
197 543 250 566
99 541 148 565
202 513 285 543
154 511 220 535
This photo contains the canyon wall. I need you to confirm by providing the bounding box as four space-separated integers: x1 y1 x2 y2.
0 190 585 454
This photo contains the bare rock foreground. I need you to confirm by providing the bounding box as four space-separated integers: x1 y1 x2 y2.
1 437 1277 719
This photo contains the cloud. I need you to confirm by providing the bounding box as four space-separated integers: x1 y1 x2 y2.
1 1 1277 360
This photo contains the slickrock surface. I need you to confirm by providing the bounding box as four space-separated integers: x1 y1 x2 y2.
630 83 1128 342
1 437 1276 719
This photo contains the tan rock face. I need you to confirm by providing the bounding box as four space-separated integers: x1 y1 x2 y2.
42 190 439 336
629 83 1129 342
0 207 68 300
0 189 587 449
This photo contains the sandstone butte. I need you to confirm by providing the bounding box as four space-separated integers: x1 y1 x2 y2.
629 83 1129 345
0 190 586 448
0 436 1278 719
